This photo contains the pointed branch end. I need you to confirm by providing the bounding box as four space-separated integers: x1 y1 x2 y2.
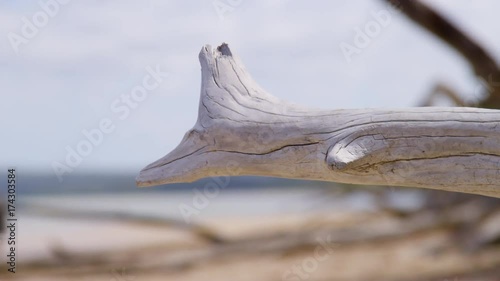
199 42 234 61
217 43 233 56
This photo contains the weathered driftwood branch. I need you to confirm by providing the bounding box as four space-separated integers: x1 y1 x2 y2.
137 44 500 198
383 0 500 108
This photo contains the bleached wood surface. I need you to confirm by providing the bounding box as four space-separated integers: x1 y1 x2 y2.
137 43 500 198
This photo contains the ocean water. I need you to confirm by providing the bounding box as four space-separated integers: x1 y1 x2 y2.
6 186 423 262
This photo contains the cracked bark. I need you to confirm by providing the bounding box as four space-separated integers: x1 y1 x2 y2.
136 43 500 198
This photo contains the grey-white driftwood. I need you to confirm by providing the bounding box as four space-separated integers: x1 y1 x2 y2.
137 43 500 198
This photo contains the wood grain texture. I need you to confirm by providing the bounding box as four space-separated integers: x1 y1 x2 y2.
137 43 500 198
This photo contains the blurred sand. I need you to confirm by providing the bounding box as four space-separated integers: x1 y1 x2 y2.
2 210 500 281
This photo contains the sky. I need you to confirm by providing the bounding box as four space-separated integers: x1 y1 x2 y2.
1 0 500 181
